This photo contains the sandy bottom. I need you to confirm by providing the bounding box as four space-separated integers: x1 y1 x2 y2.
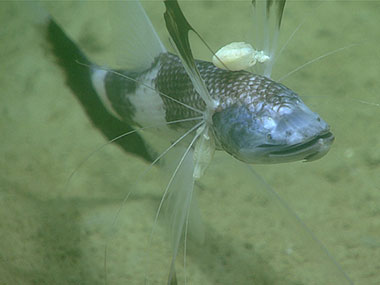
1 1 379 284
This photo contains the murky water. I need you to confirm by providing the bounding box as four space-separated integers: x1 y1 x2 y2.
1 1 379 284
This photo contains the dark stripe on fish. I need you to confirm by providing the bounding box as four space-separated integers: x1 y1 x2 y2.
104 70 138 125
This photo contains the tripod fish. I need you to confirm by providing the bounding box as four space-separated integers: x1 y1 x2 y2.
47 0 337 283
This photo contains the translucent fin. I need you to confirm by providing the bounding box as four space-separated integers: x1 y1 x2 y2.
161 144 198 284
251 0 286 77
106 0 166 71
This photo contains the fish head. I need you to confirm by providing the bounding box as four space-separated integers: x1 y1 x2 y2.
211 81 334 164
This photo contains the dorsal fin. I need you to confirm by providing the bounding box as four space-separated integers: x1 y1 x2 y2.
106 1 167 71
252 0 287 77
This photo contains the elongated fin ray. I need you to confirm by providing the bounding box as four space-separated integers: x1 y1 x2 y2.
246 165 353 284
166 147 196 284
159 138 200 284
107 1 166 71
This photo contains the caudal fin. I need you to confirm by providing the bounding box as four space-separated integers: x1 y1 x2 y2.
46 19 152 162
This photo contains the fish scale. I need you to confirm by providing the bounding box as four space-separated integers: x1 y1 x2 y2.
150 52 302 129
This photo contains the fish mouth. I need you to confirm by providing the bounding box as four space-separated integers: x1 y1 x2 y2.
261 131 335 162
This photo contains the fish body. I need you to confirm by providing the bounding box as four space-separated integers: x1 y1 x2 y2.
47 0 334 167
46 1 347 284
92 51 334 164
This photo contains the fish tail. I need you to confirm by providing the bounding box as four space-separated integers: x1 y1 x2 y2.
47 18 92 85
46 18 152 162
